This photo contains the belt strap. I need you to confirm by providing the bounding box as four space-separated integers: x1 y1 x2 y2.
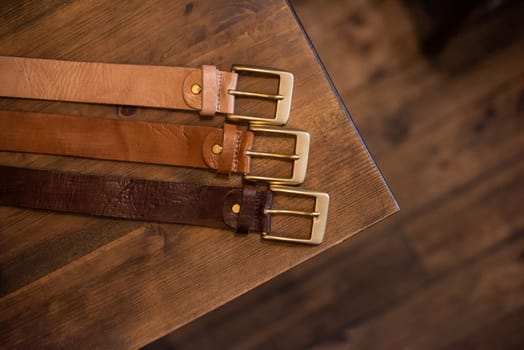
0 166 270 233
0 110 253 175
0 166 329 244
0 56 238 116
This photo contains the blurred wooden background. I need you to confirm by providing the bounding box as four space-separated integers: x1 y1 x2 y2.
146 0 524 348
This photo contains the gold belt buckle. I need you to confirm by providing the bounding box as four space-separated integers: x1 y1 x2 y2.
227 65 293 126
243 125 309 185
262 185 329 245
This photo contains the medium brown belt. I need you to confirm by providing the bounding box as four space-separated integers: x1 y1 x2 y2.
0 166 329 244
0 110 310 184
0 56 294 125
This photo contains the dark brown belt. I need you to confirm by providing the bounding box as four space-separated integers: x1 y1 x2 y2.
0 166 329 244
0 110 309 183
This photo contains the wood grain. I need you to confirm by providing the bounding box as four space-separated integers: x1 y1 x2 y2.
0 0 397 348
145 0 524 349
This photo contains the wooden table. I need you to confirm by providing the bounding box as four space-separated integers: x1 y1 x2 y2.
0 1 398 348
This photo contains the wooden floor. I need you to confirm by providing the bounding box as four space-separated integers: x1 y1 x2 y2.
145 0 524 348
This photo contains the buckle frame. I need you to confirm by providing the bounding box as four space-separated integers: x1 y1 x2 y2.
227 65 293 126
262 185 329 245
243 125 309 185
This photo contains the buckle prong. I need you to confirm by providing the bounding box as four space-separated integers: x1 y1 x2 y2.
227 89 284 101
264 209 320 217
262 185 329 245
245 150 300 160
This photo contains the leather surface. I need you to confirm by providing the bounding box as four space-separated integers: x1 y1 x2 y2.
0 110 253 174
0 56 238 115
0 166 270 233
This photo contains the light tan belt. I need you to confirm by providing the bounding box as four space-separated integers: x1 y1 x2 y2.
0 56 294 125
0 110 310 184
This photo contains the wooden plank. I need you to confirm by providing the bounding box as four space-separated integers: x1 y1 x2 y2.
446 306 524 350
151 226 426 349
405 153 524 274
0 0 397 347
311 233 524 350
0 213 141 295
379 74 524 213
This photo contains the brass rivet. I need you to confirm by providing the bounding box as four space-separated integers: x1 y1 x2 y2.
212 144 223 154
191 84 202 95
232 203 241 214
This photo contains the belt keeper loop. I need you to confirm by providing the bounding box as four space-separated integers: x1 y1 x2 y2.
236 183 270 234
201 65 218 116
217 123 237 175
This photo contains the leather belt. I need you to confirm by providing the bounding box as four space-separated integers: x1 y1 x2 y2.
0 56 294 125
0 110 310 184
0 166 329 245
